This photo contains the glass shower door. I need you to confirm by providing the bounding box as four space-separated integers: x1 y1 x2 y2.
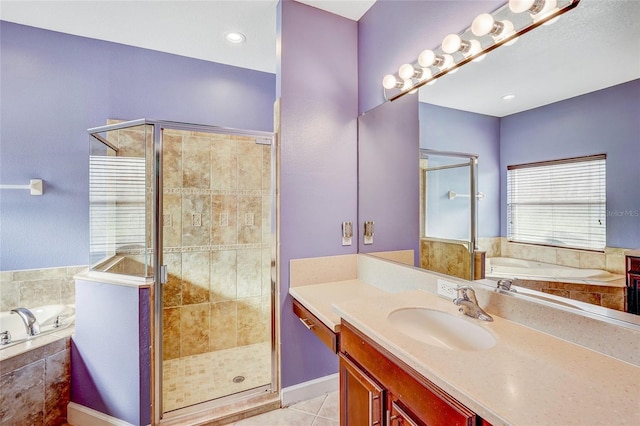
420 149 479 280
159 124 275 414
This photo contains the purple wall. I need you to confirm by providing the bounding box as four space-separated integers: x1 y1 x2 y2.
500 79 640 248
278 0 358 387
358 0 503 115
71 280 150 425
420 103 501 238
0 21 275 270
359 94 420 264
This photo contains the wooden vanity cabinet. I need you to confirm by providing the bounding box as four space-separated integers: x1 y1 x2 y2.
340 321 490 426
292 298 339 352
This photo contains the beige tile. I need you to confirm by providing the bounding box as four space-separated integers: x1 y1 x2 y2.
209 301 237 351
233 407 315 426
20 280 62 307
162 133 183 189
212 195 238 245
182 252 210 305
237 297 269 346
0 280 20 311
210 250 237 302
535 246 557 264
556 249 580 268
312 417 339 426
12 267 67 282
317 391 339 422
262 248 273 297
163 252 183 307
237 250 262 298
116 128 146 158
261 145 272 191
180 304 210 357
579 251 606 270
211 136 238 191
182 136 211 189
163 193 182 248
163 307 181 360
605 253 626 274
182 194 211 247
262 195 272 244
289 394 326 415
237 139 262 191
60 280 75 305
237 196 262 244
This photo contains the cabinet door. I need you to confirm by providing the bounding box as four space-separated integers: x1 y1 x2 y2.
388 400 424 426
340 353 384 426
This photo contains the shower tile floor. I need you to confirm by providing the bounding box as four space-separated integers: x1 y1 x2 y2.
163 342 271 412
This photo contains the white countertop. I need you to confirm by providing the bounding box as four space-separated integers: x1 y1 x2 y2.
289 279 387 332
290 279 640 426
333 289 640 426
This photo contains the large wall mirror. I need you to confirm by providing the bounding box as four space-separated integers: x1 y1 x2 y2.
358 0 640 325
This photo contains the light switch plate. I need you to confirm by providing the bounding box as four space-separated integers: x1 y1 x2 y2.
437 279 458 301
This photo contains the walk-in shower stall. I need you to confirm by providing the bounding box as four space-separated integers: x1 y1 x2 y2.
88 119 277 423
420 149 479 280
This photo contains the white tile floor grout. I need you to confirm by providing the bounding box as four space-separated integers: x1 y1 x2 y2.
227 391 339 425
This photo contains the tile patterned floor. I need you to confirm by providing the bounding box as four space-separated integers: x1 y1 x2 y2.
163 342 271 412
227 391 339 426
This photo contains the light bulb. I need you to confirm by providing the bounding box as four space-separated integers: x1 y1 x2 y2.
471 13 495 37
509 0 536 14
420 68 433 82
382 74 399 90
418 50 436 67
442 34 462 54
399 64 418 79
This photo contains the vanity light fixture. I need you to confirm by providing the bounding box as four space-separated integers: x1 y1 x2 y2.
225 32 246 44
382 0 580 101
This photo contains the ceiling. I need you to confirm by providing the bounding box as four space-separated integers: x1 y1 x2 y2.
1 0 637 116
0 0 375 74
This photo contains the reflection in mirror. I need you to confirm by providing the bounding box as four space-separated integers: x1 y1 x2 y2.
360 0 640 325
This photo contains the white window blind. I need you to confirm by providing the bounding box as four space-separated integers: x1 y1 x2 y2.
507 154 606 251
89 155 146 260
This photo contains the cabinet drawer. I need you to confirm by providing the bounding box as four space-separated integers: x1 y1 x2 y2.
627 256 640 273
293 299 339 353
341 321 481 426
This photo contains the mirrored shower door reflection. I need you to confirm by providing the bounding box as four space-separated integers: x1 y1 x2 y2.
420 149 479 280
159 124 275 414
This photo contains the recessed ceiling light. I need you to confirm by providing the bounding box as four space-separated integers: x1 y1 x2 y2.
501 94 516 101
225 32 246 44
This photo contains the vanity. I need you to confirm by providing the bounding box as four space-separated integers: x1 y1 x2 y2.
290 253 640 426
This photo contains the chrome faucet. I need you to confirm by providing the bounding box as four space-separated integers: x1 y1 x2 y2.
11 307 40 336
497 279 516 292
453 286 493 322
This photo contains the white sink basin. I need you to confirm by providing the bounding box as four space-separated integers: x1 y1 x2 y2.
387 308 496 351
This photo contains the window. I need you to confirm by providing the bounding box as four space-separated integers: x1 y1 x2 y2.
507 154 606 251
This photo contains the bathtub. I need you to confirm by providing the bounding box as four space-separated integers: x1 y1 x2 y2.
485 257 622 282
0 304 75 349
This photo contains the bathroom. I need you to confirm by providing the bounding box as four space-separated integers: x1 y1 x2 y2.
1 0 639 425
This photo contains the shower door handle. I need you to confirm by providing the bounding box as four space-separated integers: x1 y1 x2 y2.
160 265 168 284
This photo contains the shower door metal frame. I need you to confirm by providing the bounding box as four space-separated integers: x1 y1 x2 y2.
420 148 479 280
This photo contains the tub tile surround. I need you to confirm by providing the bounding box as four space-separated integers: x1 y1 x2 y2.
0 265 84 312
0 335 71 426
290 253 640 424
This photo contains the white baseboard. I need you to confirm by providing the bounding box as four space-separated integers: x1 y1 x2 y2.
280 373 339 407
67 402 136 426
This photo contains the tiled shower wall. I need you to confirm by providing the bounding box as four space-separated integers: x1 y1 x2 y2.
160 129 272 360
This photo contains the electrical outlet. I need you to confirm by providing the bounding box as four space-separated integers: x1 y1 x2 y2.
437 279 458 301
